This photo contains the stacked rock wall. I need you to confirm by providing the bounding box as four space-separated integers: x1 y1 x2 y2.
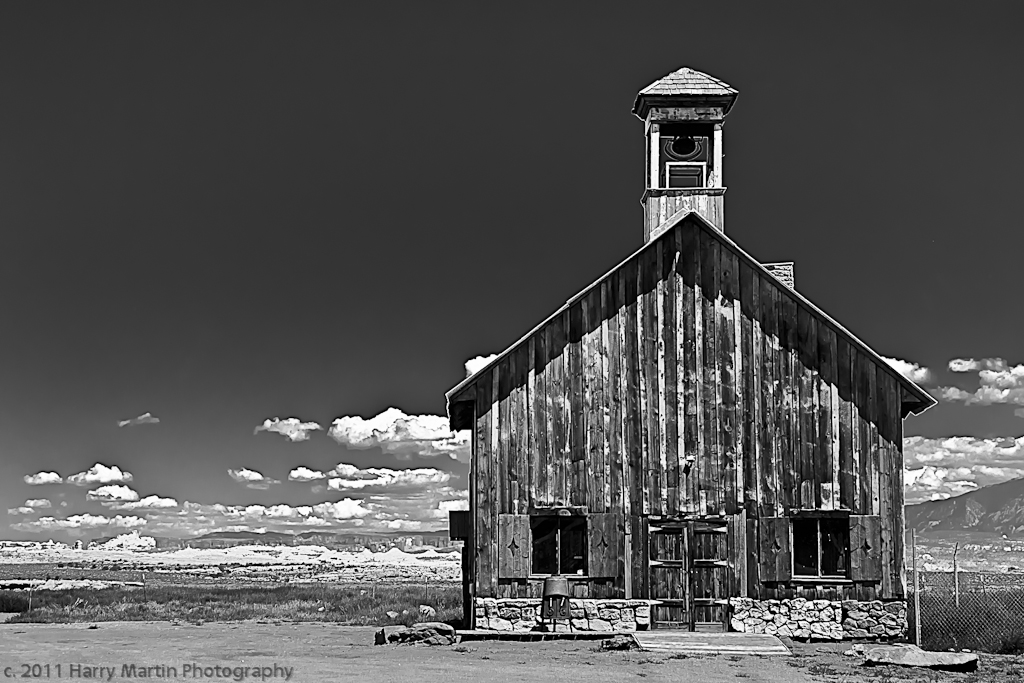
475 596 907 639
729 598 907 640
473 597 653 632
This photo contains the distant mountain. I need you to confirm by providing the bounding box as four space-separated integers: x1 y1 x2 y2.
907 477 1024 534
194 530 296 543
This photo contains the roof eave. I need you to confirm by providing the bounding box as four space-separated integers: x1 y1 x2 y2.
631 93 739 121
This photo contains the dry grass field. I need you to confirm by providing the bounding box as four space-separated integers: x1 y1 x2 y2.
1 583 463 626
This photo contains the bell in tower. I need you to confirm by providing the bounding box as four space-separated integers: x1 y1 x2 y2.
632 67 738 242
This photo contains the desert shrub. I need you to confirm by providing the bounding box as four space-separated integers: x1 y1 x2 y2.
0 593 30 612
996 631 1024 655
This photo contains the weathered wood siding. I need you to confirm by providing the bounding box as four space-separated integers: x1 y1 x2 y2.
644 188 725 241
461 214 907 602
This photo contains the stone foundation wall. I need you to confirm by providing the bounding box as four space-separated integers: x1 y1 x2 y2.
729 598 908 640
473 597 654 632
476 596 907 639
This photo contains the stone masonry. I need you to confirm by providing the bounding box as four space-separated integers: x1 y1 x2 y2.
474 597 654 633
729 598 908 640
476 596 907 639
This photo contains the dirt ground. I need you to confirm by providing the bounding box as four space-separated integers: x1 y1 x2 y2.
3 623 1024 683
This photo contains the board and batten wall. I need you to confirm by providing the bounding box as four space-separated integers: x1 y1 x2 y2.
450 213 912 607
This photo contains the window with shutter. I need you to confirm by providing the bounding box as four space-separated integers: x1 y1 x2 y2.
849 515 882 582
527 515 589 576
587 513 623 579
793 517 850 578
497 514 531 579
759 517 792 582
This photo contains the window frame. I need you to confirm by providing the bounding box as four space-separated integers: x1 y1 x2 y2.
664 161 707 189
529 514 588 578
791 515 850 580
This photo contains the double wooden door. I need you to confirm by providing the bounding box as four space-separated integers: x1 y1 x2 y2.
648 518 730 631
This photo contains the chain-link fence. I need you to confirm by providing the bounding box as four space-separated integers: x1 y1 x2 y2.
908 569 1024 653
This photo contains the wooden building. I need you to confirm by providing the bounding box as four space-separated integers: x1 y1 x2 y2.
446 67 935 635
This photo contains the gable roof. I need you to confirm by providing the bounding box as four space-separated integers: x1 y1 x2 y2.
447 210 937 421
632 67 739 118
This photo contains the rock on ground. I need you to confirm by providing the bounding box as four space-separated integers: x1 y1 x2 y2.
600 635 639 651
862 644 979 672
374 622 456 646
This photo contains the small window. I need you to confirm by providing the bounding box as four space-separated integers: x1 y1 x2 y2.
531 516 587 576
793 517 849 578
666 162 705 189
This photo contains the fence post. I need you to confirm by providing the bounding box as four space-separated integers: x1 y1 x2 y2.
912 529 921 647
952 543 959 609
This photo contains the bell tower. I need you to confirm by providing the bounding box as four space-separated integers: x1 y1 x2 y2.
632 67 738 242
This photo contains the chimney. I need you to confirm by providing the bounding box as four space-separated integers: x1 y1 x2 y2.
762 262 795 290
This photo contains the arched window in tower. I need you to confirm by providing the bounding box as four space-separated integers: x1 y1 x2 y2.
670 136 700 158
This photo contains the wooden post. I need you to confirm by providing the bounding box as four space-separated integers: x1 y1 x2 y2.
649 123 660 190
951 542 959 609
624 523 633 600
713 123 723 189
912 529 921 647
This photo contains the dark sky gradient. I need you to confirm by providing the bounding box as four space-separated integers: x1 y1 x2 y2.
1 2 1022 538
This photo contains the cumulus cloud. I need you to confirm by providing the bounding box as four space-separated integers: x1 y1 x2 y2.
86 485 140 502
288 467 326 482
7 507 35 515
385 519 425 531
68 463 134 487
881 357 933 384
328 407 470 461
465 354 498 378
24 471 62 485
325 464 451 491
438 499 469 513
310 500 370 520
117 412 160 427
905 466 981 502
904 435 1024 503
227 468 281 489
939 386 972 402
25 499 51 509
106 495 179 511
254 417 322 442
138 499 370 536
11 514 146 532
949 358 1008 373
88 483 465 536
939 358 1024 409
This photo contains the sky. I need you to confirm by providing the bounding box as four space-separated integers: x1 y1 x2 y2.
1 2 1023 541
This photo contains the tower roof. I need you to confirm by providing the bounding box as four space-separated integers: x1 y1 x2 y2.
632 67 738 119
